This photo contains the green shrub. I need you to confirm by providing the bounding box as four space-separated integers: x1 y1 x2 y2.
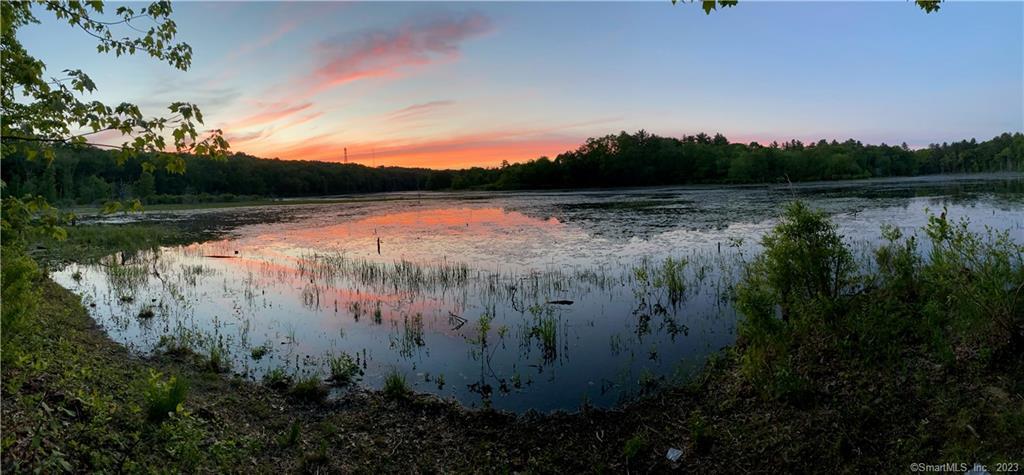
920 211 1024 355
1 246 40 348
734 201 854 395
143 370 188 423
746 201 855 321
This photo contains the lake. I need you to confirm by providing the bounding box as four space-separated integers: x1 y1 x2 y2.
53 174 1024 412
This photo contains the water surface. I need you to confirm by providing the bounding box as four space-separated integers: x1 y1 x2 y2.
55 174 1024 412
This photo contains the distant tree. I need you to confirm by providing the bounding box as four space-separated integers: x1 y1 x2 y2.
133 171 156 202
674 0 941 14
77 175 112 204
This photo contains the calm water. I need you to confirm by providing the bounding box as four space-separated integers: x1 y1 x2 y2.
54 174 1024 412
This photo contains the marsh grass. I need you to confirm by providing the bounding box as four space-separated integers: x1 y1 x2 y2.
289 375 328 402
383 369 410 400
263 367 291 390
250 343 271 360
327 353 362 385
206 344 230 373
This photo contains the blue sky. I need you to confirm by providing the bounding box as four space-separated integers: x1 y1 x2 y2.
19 1 1024 168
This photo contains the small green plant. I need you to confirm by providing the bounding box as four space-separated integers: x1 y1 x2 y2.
327 353 363 385
143 370 188 423
289 374 328 402
689 411 714 454
622 433 648 462
383 369 410 400
250 343 271 360
278 421 301 448
137 306 155 319
263 367 291 390
206 344 230 373
530 315 558 361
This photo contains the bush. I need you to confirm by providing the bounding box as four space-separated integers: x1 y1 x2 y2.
920 211 1024 356
143 370 188 423
1 245 41 348
745 201 855 322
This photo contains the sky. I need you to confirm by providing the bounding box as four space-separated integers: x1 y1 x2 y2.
19 1 1024 169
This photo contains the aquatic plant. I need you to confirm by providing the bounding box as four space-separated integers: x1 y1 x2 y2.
328 353 363 385
250 343 271 360
383 369 410 400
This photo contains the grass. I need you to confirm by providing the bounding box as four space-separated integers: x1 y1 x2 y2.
383 369 410 400
263 367 291 390
35 223 213 269
289 375 328 402
327 353 362 385
206 344 231 373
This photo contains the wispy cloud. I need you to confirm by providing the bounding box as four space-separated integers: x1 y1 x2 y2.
384 100 456 122
303 13 492 95
229 102 313 130
226 19 299 62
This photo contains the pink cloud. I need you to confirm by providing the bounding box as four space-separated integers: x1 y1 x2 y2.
304 13 492 95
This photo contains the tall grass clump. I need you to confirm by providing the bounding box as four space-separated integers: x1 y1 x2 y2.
383 369 410 400
289 374 328 402
327 353 363 385
143 370 188 423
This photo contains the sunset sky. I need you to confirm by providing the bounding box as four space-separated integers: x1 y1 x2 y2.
20 1 1024 169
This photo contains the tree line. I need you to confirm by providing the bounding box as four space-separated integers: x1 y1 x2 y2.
2 131 1022 205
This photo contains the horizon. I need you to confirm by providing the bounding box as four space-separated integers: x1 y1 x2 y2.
20 1 1024 170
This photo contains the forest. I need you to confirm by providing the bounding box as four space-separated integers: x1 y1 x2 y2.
3 131 1022 205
